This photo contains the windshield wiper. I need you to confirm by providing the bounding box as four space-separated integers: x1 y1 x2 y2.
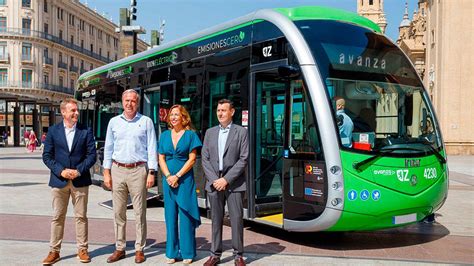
411 138 447 165
353 147 421 172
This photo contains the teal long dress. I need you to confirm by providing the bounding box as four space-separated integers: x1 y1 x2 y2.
158 130 202 260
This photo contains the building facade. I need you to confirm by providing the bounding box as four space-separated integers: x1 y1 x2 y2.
0 0 148 146
396 0 474 155
357 0 387 33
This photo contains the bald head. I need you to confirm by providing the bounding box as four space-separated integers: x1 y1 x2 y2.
334 96 345 111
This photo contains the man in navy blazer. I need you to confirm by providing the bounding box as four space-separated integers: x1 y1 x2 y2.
42 98 96 265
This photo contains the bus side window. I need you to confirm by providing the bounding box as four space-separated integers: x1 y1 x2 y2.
288 80 322 159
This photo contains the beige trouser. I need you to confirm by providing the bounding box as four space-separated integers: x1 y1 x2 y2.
111 163 147 251
50 181 89 252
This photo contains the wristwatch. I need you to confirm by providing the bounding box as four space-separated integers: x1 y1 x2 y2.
149 170 155 176
176 173 181 179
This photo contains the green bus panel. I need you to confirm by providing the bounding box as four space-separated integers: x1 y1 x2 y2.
328 150 448 231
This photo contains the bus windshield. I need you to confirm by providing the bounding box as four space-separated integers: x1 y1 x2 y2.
297 20 442 154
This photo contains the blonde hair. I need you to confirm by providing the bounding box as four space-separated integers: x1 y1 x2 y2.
167 104 194 130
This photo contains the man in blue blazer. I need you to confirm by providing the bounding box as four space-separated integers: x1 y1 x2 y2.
42 98 96 265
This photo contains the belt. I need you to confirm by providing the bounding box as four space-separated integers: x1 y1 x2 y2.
113 160 146 168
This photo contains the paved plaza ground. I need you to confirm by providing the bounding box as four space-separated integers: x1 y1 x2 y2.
0 146 473 265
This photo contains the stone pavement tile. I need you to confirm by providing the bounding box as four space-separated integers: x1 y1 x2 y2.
419 235 474 264
0 239 445 266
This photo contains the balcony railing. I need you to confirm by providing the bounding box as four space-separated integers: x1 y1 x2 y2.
0 27 113 63
0 80 74 95
43 57 53 65
69 65 79 72
58 61 68 69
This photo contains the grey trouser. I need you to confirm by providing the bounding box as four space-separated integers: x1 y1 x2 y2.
208 190 244 258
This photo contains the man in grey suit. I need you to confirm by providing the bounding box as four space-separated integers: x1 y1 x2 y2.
202 99 248 266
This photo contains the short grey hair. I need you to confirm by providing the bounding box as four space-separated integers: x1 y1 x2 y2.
122 89 140 102
60 98 78 110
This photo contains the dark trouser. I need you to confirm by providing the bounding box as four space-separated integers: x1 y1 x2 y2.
208 190 244 258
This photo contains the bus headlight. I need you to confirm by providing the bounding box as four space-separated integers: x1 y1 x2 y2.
330 165 341 175
331 198 342 206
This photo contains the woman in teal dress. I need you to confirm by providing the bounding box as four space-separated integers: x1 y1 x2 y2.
158 104 202 264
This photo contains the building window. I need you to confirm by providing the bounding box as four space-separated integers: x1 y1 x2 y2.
59 52 63 62
90 63 93 70
44 23 48 33
98 30 102 39
22 0 31 8
44 0 48 12
59 76 64 87
369 0 373 5
81 40 84 49
0 41 7 60
70 79 74 89
57 7 60 19
0 17 6 30
68 14 75 26
43 48 48 58
106 34 110 44
70 35 74 44
80 60 84 69
70 56 74 66
99 48 102 56
90 44 93 53
43 74 49 84
59 30 63 40
107 51 110 59
21 43 32 61
22 18 31 33
61 9 64 20
22 69 33 87
115 54 118 61
0 69 7 86
0 0 6 6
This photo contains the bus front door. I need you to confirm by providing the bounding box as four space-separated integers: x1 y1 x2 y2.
143 81 176 195
250 66 287 226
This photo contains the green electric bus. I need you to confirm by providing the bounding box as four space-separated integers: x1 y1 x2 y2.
76 6 448 231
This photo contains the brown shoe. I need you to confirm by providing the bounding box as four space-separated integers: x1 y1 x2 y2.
107 250 125 263
203 256 220 266
77 249 91 263
42 251 60 265
135 251 145 263
234 257 246 266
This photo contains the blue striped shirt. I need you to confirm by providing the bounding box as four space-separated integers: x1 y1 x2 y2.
103 113 158 170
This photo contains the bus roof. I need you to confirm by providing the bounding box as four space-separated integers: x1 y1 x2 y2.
78 6 380 83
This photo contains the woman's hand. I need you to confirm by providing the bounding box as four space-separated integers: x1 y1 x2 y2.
167 175 179 188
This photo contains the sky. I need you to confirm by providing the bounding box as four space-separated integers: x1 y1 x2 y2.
82 0 418 44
